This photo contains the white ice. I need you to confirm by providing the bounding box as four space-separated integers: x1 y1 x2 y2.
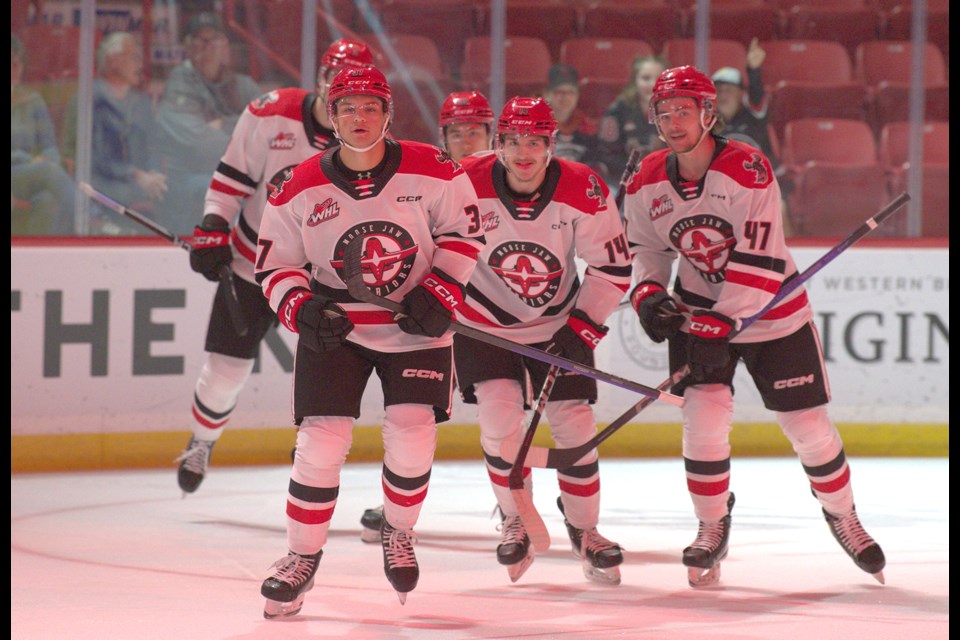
12 457 948 639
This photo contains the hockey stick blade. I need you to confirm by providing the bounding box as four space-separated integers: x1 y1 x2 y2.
507 365 559 553
508 191 912 468
78 181 247 336
341 240 684 407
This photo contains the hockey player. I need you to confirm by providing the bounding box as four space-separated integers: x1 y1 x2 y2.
454 96 631 585
357 89 496 543
175 39 373 494
621 65 886 587
255 65 485 617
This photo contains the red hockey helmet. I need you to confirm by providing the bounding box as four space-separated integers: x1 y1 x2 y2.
439 91 495 128
497 96 557 138
326 66 393 120
317 38 374 88
648 65 717 125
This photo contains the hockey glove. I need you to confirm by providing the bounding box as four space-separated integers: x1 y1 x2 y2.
189 215 232 282
631 281 683 343
397 270 463 338
686 310 736 379
546 308 609 366
279 289 354 352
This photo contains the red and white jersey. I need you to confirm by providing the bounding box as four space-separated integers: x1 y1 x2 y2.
257 139 485 353
203 88 338 284
622 136 812 343
456 153 632 344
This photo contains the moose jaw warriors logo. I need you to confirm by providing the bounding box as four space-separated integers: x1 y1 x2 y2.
670 215 737 284
267 165 298 200
743 152 770 186
329 222 418 296
585 175 607 211
488 241 563 308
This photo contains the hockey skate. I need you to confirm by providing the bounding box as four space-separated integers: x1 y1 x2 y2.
381 519 419 604
557 497 623 585
174 436 215 495
497 512 534 583
260 550 322 619
683 493 735 588
823 506 886 584
360 505 384 543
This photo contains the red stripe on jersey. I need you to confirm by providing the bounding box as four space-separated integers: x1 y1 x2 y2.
231 229 256 262
686 477 730 496
810 466 851 494
436 239 481 261
264 270 310 300
725 268 781 293
558 478 600 497
761 290 809 320
456 302 499 326
210 179 248 197
382 480 428 507
192 405 228 430
286 502 334 525
348 310 395 324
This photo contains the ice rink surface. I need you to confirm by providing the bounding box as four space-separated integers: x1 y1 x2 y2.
12 457 948 639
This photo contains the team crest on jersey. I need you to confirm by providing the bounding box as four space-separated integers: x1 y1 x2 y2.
307 198 340 226
650 195 674 220
329 223 418 296
743 153 770 185
252 91 280 110
670 215 737 284
481 210 500 232
269 132 296 150
488 241 563 308
266 165 298 200
586 175 607 210
435 147 459 171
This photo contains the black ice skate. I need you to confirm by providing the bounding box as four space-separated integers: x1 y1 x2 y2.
174 436 215 495
361 505 384 543
823 506 886 584
683 493 735 588
260 550 322 619
381 519 419 604
557 497 623 585
497 512 534 583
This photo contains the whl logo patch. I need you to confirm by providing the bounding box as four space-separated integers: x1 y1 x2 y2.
650 195 674 220
307 198 340 226
269 132 296 150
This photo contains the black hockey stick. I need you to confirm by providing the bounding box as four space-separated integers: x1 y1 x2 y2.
508 364 559 552
78 182 247 336
506 190 912 469
340 241 685 407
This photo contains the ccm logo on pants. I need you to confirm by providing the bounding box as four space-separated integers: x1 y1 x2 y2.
402 369 445 381
773 374 815 389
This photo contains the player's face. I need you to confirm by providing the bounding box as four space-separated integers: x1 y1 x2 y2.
334 96 387 146
499 134 550 191
653 97 702 154
445 123 489 162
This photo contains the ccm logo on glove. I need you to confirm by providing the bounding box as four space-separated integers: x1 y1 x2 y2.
423 275 461 309
281 290 310 333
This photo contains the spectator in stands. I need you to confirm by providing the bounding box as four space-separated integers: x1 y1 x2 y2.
63 32 168 235
152 12 260 235
598 55 668 198
542 63 611 187
11 33 76 236
711 38 795 237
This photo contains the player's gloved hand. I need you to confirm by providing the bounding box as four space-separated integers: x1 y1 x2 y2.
546 308 609 365
631 281 683 343
397 270 462 338
279 289 354 352
189 215 232 282
687 310 736 379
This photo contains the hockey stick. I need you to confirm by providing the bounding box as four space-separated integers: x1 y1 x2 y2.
78 182 247 336
340 240 684 407
508 364 559 552
506 190 912 469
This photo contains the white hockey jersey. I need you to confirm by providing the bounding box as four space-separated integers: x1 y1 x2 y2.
203 87 338 284
622 137 813 343
257 139 485 353
456 153 632 344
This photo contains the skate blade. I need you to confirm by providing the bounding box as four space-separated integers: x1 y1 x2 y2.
263 595 305 619
871 570 885 585
396 590 408 605
507 551 535 583
360 528 382 544
687 564 722 588
583 562 621 586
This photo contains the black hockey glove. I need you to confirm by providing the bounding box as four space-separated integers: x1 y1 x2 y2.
631 281 683 343
397 270 462 338
546 308 609 366
189 215 232 282
279 289 354 352
686 310 736 379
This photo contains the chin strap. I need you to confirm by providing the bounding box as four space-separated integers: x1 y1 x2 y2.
332 117 391 153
